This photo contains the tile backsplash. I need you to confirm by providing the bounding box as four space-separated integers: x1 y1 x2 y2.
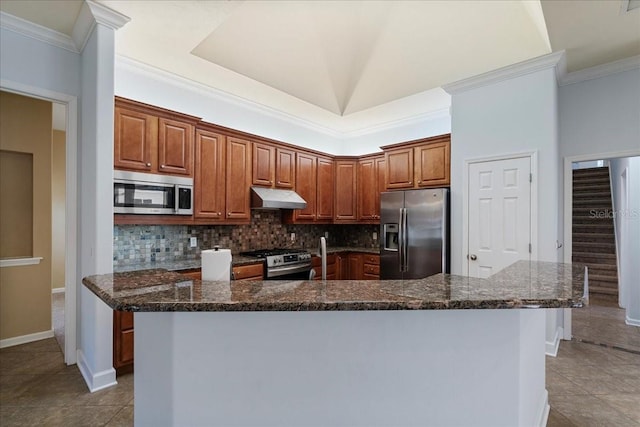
114 210 378 266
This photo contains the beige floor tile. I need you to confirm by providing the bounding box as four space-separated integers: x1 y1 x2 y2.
105 405 134 427
546 408 578 427
0 338 61 354
546 371 589 396
1 405 122 427
0 351 65 376
596 394 640 423
549 394 640 427
4 372 89 407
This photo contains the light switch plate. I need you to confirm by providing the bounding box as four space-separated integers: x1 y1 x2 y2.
190 237 197 248
373 232 378 241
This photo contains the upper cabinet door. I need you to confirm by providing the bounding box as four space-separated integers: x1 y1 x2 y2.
158 118 194 176
114 107 157 172
295 152 317 220
316 157 334 220
358 158 376 220
226 137 252 220
334 160 357 221
415 141 450 187
275 147 295 188
385 148 414 189
194 129 226 220
375 156 386 218
252 142 275 186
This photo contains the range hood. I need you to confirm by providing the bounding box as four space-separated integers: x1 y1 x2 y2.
250 186 307 210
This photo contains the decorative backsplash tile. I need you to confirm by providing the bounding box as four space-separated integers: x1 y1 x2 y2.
114 211 379 267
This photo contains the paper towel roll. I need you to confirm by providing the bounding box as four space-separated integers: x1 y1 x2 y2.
201 247 232 282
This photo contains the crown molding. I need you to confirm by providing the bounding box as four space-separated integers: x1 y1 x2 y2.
116 56 344 138
342 108 450 139
442 51 566 95
72 0 130 52
117 56 452 141
0 11 78 53
559 55 640 86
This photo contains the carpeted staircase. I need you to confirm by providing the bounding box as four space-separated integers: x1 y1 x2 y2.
572 167 618 303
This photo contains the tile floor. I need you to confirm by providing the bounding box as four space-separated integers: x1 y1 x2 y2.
0 300 638 426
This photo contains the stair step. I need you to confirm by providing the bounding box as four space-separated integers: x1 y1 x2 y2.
573 223 614 229
573 216 615 224
586 264 618 274
573 191 612 199
573 244 616 254
572 232 615 241
572 207 613 214
573 167 609 175
573 252 617 265
573 184 611 193
589 286 618 296
572 177 610 185
572 199 613 207
589 274 618 283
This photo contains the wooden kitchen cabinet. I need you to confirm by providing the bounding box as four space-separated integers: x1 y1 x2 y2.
336 253 348 280
311 254 337 280
347 253 364 280
252 142 275 186
113 311 134 374
114 98 197 177
232 263 264 280
283 153 334 223
362 254 380 280
114 107 157 172
275 147 296 188
194 129 226 221
316 156 334 221
226 137 252 221
358 155 385 221
415 140 450 187
385 147 414 189
383 134 451 190
334 159 358 222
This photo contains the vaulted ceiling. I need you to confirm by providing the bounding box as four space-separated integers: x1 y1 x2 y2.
1 0 638 133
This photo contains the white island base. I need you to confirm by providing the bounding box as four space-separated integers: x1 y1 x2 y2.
135 309 548 427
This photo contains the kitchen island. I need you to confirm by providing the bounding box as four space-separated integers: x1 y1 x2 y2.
83 261 587 427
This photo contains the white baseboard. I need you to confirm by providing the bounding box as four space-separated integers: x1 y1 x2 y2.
0 329 54 348
76 349 117 393
537 390 550 427
626 316 640 327
545 327 563 357
52 287 65 294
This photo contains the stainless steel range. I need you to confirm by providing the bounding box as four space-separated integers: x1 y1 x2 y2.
240 248 313 280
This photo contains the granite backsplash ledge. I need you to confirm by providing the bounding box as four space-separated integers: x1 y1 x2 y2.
114 210 378 267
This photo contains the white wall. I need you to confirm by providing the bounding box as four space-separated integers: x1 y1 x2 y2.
0 28 80 96
609 156 640 326
559 68 640 159
449 67 561 275
77 24 117 392
115 59 451 156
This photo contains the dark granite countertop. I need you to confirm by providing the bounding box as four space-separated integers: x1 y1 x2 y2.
113 255 262 273
85 260 587 312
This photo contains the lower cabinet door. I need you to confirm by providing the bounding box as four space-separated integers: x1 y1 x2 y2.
113 311 134 374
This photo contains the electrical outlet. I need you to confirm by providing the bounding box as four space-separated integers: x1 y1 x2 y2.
290 232 296 242
324 231 329 239
190 237 197 248
373 232 378 241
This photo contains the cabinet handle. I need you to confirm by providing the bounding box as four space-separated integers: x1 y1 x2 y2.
228 212 231 216
217 212 221 216
146 162 151 167
418 180 422 184
160 164 165 169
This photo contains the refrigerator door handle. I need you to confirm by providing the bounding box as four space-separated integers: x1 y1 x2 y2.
398 208 404 272
402 208 409 272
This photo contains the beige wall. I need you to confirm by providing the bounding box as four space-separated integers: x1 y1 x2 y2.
0 91 52 341
0 150 33 257
51 130 65 289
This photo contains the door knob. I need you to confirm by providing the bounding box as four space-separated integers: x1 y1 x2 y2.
469 254 477 261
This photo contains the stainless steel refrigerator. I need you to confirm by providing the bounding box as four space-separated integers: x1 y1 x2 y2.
380 188 449 279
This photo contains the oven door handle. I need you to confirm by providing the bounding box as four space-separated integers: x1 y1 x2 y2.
267 264 312 278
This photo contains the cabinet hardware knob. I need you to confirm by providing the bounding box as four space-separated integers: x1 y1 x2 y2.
160 164 165 168
217 212 221 216
418 180 422 184
228 212 231 216
146 162 151 167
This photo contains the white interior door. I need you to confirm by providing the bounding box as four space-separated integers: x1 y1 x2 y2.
468 157 531 278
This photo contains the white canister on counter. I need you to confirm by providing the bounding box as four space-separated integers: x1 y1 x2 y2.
201 246 232 282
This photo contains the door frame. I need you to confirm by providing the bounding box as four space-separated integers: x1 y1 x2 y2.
462 151 538 277
562 148 640 338
1 79 78 365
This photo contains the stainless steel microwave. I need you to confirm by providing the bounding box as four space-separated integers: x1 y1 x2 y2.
114 170 193 215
